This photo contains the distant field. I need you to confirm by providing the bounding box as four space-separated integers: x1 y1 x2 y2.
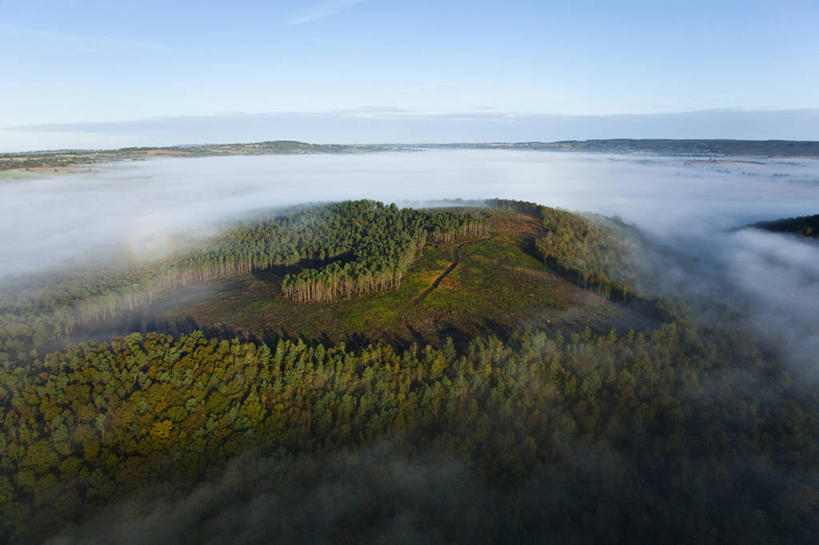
0 141 383 172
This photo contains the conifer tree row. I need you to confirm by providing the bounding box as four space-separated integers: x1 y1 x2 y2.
279 203 486 302
0 201 484 366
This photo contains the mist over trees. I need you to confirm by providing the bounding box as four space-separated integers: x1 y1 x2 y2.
1 0 817 538
2 322 818 544
0 193 817 544
0 201 484 367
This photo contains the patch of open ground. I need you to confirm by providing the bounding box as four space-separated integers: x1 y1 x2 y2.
159 210 659 346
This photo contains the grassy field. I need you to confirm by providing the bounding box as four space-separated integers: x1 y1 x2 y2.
160 210 656 346
0 141 383 172
0 169 65 180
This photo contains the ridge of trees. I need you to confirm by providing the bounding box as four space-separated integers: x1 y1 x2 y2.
752 213 819 239
487 199 640 300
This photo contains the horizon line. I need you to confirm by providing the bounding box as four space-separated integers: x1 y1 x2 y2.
4 138 819 157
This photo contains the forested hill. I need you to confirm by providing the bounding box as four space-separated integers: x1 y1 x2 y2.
1 198 818 544
1 197 667 373
1 197 647 369
752 213 819 239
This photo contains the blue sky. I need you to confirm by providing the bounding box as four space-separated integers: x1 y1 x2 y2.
1 0 818 149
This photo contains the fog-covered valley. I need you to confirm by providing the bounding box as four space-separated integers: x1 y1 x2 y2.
3 150 818 365
5 0 818 541
3 151 818 273
4 150 819 544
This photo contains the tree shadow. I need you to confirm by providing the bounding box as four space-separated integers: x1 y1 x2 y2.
251 253 354 283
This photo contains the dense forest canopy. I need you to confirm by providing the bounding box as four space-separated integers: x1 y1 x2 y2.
0 199 817 544
1 323 818 544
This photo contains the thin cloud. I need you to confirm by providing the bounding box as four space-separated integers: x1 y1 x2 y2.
0 23 169 53
4 109 819 152
8 107 819 132
287 0 369 26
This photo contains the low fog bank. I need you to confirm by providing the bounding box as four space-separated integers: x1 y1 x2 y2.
2 150 818 367
14 150 816 545
2 151 817 275
46 440 811 545
47 445 483 545
628 223 819 368
722 229 819 365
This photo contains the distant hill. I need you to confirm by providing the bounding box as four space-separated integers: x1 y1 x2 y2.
3 138 819 172
424 139 819 156
753 213 819 239
0 141 383 172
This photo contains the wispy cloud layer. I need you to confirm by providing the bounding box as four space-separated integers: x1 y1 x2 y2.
0 23 168 53
287 0 369 26
2 109 818 152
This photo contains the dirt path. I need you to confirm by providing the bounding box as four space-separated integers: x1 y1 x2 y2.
413 240 476 305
